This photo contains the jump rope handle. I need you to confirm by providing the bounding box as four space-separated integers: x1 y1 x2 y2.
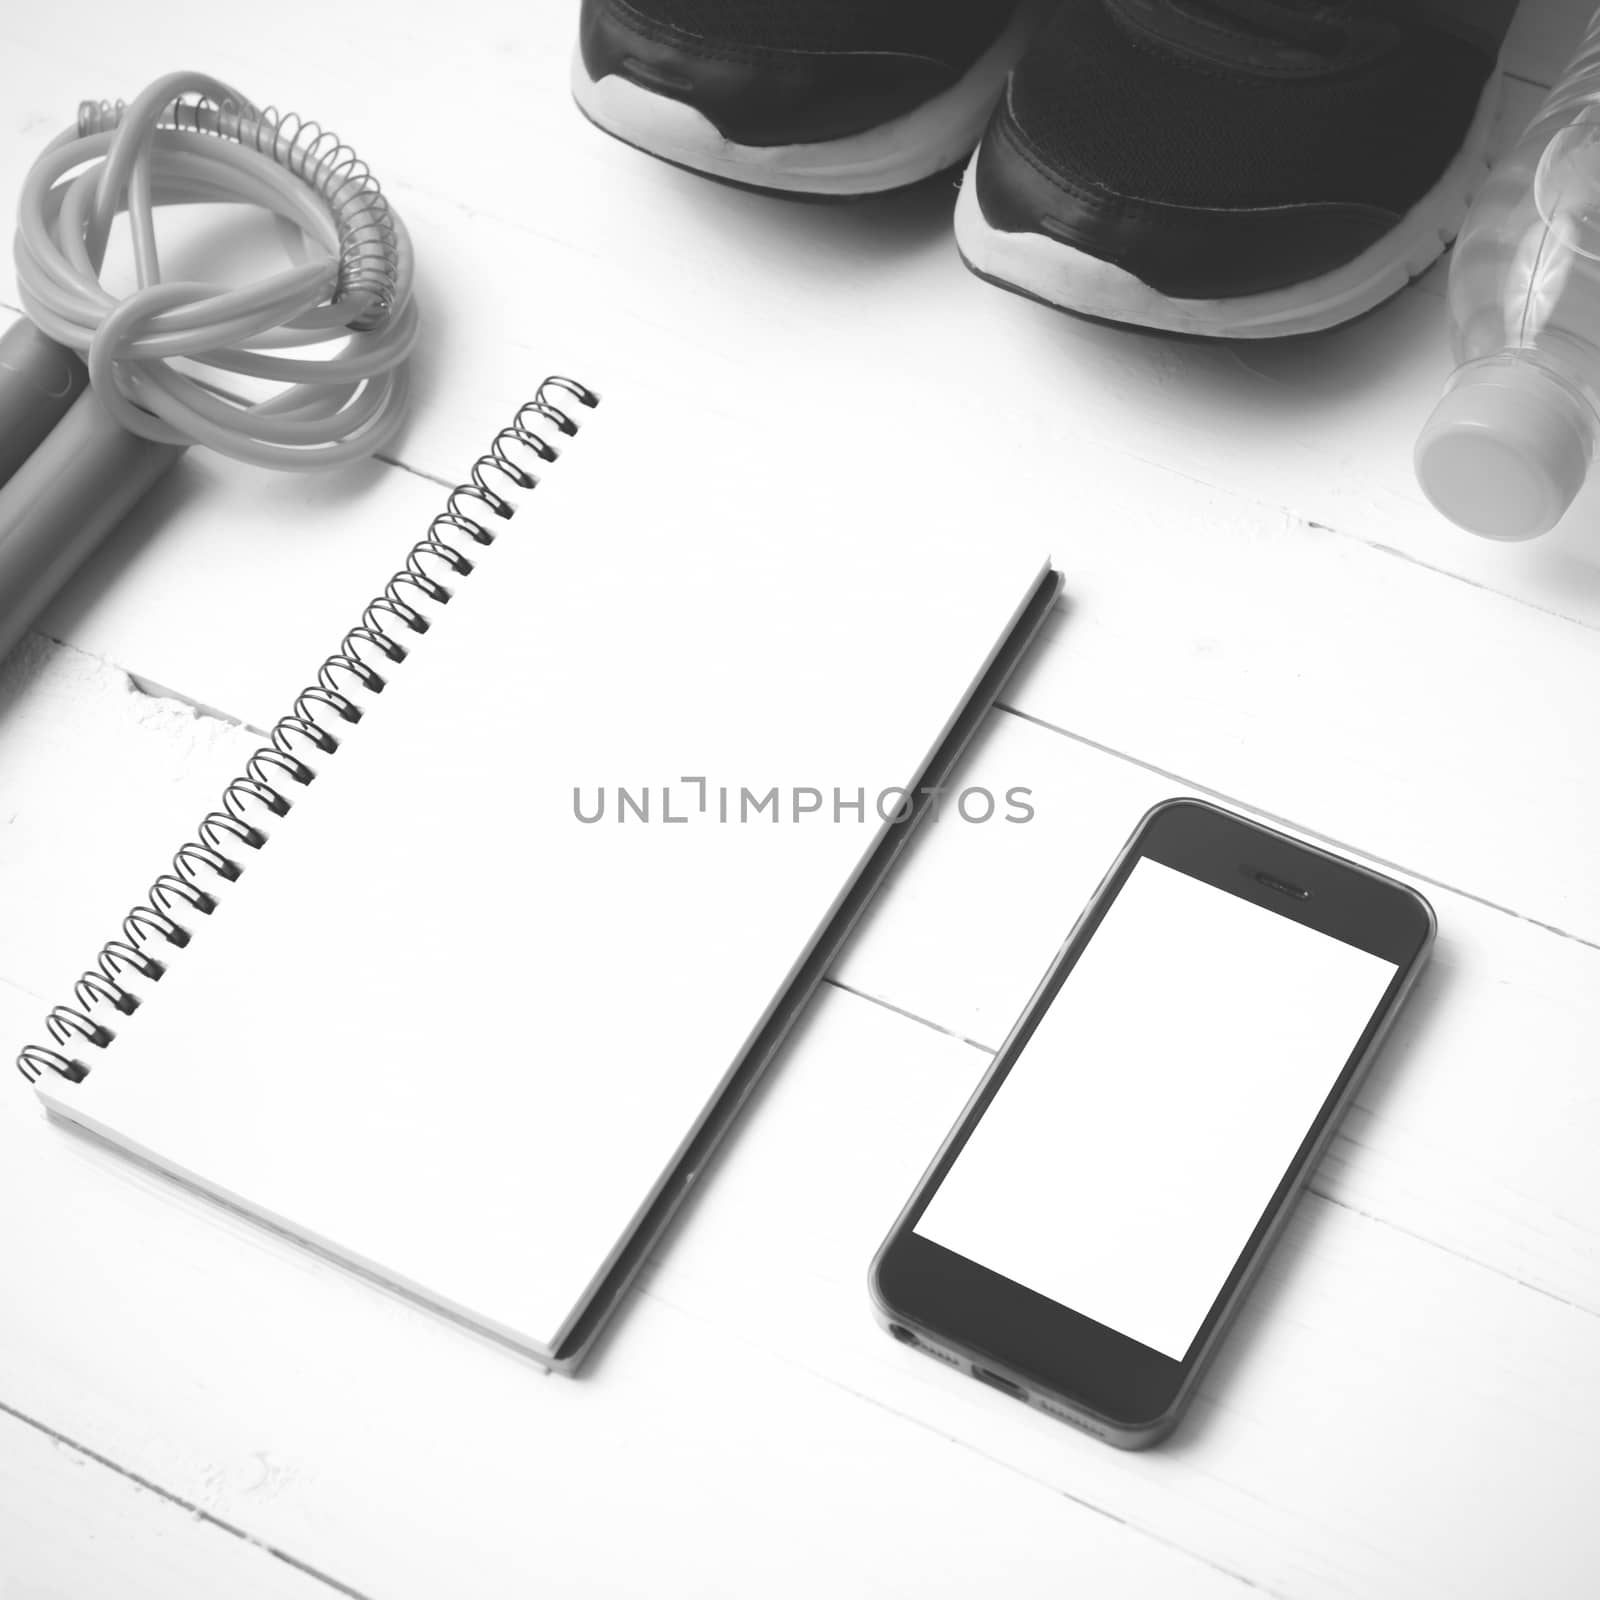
0 320 184 664
0 72 417 670
0 319 87 484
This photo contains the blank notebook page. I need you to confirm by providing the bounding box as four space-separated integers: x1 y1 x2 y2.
44 390 1048 1354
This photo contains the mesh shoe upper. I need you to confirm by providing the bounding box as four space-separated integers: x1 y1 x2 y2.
611 0 1010 64
580 0 1020 147
1009 1 1491 213
972 0 1502 299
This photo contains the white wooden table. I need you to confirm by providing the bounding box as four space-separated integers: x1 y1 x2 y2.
4 4 1599 1596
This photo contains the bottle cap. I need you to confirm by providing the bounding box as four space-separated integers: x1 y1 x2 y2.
1414 360 1592 541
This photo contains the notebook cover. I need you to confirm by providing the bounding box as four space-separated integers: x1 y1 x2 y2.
36 386 1053 1359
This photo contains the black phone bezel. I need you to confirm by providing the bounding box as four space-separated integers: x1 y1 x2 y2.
870 798 1435 1441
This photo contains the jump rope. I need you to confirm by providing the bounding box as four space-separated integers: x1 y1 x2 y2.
0 69 417 663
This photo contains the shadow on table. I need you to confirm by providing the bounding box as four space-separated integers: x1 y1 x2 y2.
1021 274 1450 438
647 159 965 270
35 444 389 675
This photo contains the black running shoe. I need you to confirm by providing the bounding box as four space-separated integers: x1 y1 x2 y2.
573 0 1049 195
957 0 1516 337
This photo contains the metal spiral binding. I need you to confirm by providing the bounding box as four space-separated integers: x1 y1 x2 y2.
79 93 401 330
15 377 600 1088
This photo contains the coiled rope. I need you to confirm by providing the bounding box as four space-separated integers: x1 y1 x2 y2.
13 69 417 468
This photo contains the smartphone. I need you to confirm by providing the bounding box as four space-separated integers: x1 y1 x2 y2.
869 798 1435 1448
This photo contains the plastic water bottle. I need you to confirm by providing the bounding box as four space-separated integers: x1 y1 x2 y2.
1416 19 1600 541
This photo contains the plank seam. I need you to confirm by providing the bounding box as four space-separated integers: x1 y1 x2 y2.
31 629 270 737
823 976 991 1055
0 1396 375 1600
371 452 452 491
1321 526 1600 639
9 291 1600 647
818 977 1600 1321
634 1280 1287 1598
995 704 1600 956
1299 1189 1600 1324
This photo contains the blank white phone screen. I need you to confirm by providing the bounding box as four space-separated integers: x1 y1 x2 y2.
915 857 1398 1360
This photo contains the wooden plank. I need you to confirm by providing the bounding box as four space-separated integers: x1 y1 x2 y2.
2 963 1593 1600
998 480 1600 947
12 606 1593 1289
30 450 450 734
9 562 1597 1336
0 635 258 1006
0 650 1590 1597
12 305 1600 950
0 7 1593 1598
0 28 1592 961
0 15 1595 718
0 633 1587 1597
835 709 1600 1318
645 987 1600 1600
0 984 1251 1600
0 1403 343 1600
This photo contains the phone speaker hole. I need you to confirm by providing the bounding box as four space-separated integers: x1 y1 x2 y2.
1032 1396 1108 1439
893 1328 963 1370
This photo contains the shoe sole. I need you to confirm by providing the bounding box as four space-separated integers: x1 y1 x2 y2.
571 2 1050 197
953 71 1501 338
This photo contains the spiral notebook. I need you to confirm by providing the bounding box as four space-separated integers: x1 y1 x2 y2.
19 375 1059 1369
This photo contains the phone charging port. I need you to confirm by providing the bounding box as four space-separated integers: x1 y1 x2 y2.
972 1366 1025 1401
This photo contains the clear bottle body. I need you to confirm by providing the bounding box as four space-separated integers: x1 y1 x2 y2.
1419 17 1600 539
